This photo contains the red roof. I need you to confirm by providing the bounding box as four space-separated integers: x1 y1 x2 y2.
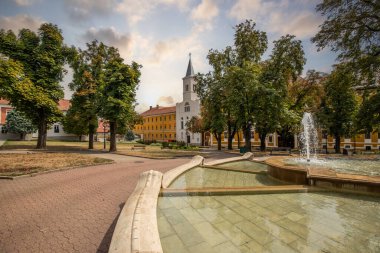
140 106 176 116
58 99 71 111
0 99 9 105
0 98 70 111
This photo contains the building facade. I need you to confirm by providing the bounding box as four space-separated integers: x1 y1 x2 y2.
0 99 79 140
134 105 176 142
176 55 202 145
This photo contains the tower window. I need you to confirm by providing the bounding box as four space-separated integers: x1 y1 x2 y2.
184 102 190 112
186 85 189 91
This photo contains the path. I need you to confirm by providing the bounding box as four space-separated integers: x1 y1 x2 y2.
0 151 237 253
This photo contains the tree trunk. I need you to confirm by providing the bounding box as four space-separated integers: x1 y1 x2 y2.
237 130 241 148
335 134 341 153
259 132 266 151
36 119 47 149
20 133 25 141
109 121 117 152
78 135 82 142
201 131 205 146
244 127 251 152
227 123 232 150
214 132 222 151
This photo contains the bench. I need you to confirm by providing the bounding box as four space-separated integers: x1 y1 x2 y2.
131 144 146 150
270 147 291 155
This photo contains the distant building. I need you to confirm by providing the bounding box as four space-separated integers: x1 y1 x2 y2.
176 54 201 145
134 105 176 142
0 99 79 140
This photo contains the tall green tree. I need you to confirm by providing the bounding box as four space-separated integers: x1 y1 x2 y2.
66 41 108 149
312 0 380 86
234 20 268 152
0 23 70 149
98 47 141 152
317 64 358 153
259 35 306 150
195 73 225 150
5 110 37 140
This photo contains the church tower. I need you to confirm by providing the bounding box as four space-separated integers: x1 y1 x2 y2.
182 53 198 101
176 53 201 145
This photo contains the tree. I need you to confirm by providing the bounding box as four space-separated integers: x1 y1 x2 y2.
312 0 380 86
317 64 358 153
256 35 306 150
195 73 225 150
125 130 135 141
5 110 37 140
185 116 205 146
62 104 89 141
233 20 268 151
356 89 380 133
98 47 141 152
66 41 108 149
0 23 70 149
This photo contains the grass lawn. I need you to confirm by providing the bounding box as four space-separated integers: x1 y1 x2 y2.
1 140 205 159
0 152 113 177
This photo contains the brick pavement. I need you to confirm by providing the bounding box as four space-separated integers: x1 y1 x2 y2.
0 151 238 253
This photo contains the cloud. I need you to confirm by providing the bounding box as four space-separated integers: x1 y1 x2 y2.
64 0 115 20
191 0 219 32
0 14 44 32
13 0 41 6
157 96 175 106
116 0 190 25
228 0 322 39
83 27 132 57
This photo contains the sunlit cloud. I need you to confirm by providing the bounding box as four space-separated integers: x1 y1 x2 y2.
0 14 44 32
229 0 323 39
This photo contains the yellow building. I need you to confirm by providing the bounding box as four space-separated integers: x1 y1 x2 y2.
134 105 176 142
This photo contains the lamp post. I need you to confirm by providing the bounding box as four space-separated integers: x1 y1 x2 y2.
101 119 108 151
248 121 252 152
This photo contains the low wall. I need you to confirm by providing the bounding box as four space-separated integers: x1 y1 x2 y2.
265 157 308 185
161 155 204 188
109 170 163 253
204 152 254 166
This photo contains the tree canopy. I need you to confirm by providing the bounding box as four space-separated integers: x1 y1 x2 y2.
5 110 37 140
0 23 70 149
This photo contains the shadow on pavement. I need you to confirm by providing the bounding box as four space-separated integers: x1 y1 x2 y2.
97 202 125 253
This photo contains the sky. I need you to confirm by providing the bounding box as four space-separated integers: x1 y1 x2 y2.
0 0 336 113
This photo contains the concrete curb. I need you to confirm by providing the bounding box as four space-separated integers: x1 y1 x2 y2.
161 155 204 188
204 152 253 166
109 170 163 253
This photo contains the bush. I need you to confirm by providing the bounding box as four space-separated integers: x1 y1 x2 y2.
177 141 186 147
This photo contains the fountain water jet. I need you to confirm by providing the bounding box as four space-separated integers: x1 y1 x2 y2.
299 112 319 162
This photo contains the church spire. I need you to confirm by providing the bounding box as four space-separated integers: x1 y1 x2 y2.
185 53 194 77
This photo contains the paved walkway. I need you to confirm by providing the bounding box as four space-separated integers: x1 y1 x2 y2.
0 151 237 253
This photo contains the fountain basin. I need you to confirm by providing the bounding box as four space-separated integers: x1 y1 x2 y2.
265 156 380 194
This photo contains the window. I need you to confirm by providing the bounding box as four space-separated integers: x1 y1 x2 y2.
184 102 190 112
169 115 171 120
181 121 184 129
344 145 351 149
268 135 273 143
193 84 196 92
186 84 189 91
365 146 371 151
156 126 158 130
54 125 59 133
1 126 7 134
365 132 371 139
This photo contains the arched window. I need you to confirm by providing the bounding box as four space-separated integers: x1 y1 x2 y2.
193 84 196 92
184 102 190 112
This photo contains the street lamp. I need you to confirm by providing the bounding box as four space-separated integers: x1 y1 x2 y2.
101 119 108 150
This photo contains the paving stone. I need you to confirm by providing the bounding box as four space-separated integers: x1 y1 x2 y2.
0 154 193 253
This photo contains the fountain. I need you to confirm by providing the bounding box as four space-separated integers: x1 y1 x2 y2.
299 112 319 162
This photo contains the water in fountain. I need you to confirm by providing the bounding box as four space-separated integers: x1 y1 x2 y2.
299 112 319 162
